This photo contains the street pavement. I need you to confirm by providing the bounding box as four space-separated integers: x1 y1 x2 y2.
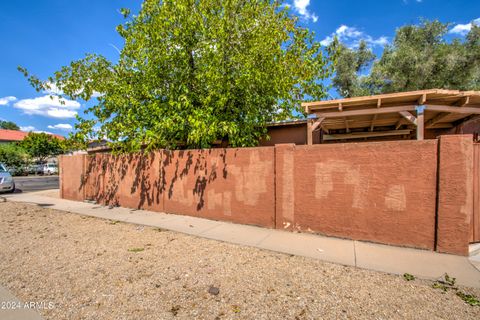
11 176 59 193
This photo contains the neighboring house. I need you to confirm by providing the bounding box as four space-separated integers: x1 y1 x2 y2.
0 129 65 144
263 89 480 145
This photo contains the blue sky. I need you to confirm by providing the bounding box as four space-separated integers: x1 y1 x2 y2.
0 0 478 137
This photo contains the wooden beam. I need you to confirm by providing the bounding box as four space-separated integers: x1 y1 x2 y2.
418 93 427 105
323 129 412 141
398 111 417 125
427 123 454 129
307 120 313 145
307 117 325 145
426 104 480 114
416 106 425 140
302 89 445 110
315 105 416 118
425 112 451 128
370 114 378 132
455 96 470 107
311 117 325 132
395 118 405 130
370 99 381 132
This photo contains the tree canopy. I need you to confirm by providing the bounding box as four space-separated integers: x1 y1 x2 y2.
0 143 29 169
20 133 64 163
329 20 480 98
20 0 332 150
0 120 20 131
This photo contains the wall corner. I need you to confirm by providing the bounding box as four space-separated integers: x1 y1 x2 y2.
436 134 474 256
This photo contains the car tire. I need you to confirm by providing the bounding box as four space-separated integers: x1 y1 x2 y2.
8 183 15 193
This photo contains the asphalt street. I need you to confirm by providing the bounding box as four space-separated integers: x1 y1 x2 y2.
11 176 59 193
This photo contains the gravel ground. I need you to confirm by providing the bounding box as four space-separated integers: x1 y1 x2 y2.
1 201 479 320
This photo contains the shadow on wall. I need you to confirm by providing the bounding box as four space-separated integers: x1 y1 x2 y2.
82 149 230 211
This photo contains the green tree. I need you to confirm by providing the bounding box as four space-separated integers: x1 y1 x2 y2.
327 38 376 98
329 20 480 97
0 143 30 171
20 133 64 163
0 120 20 131
20 0 332 150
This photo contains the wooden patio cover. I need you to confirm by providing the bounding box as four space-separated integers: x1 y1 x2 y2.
302 89 480 144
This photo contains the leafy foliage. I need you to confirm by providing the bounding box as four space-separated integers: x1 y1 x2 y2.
326 39 375 98
403 273 415 281
329 20 480 97
20 132 64 163
0 143 30 169
432 273 480 306
20 0 332 150
0 120 20 131
456 291 480 306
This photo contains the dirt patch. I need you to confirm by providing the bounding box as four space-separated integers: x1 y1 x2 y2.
1 201 479 319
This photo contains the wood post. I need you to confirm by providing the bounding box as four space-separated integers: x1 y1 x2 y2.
416 105 425 140
307 120 313 145
307 118 325 145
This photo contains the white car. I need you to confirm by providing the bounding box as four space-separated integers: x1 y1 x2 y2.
0 163 15 193
43 163 58 175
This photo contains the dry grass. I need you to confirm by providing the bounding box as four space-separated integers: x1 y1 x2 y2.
0 201 479 319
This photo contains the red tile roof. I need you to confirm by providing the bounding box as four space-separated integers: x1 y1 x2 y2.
0 129 65 142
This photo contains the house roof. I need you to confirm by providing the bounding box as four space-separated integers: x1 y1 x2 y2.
302 89 480 112
0 129 65 142
301 89 480 140
267 119 308 127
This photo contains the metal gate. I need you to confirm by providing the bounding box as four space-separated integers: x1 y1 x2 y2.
472 143 480 243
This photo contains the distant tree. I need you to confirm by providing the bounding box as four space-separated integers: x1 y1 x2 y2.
0 120 20 131
20 132 64 163
19 0 333 150
327 39 376 98
329 20 480 97
0 143 30 170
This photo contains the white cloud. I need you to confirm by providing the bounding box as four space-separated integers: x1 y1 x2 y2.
293 0 318 22
0 96 17 105
43 81 103 98
47 123 73 131
449 18 480 35
20 126 35 132
320 25 389 48
14 95 80 119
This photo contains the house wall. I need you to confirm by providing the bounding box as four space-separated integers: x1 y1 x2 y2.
261 123 320 146
59 135 476 255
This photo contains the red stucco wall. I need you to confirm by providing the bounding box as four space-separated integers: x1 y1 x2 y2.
436 135 474 256
162 148 275 227
60 136 476 255
81 148 275 228
59 154 86 201
275 141 438 250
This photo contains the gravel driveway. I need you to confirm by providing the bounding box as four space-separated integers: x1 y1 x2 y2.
1 201 479 319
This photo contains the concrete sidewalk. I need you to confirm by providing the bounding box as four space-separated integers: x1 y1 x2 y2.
0 285 43 320
3 190 480 288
